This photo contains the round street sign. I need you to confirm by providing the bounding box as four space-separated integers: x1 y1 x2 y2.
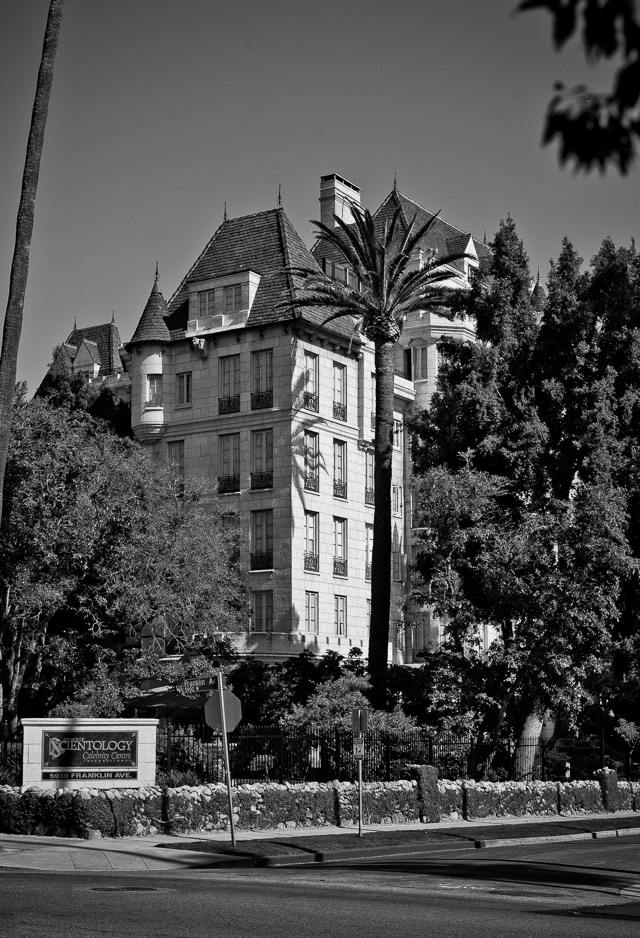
204 689 242 733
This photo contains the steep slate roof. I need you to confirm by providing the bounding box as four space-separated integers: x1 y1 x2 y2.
165 207 356 341
129 276 171 345
65 321 125 374
372 189 491 268
82 339 101 365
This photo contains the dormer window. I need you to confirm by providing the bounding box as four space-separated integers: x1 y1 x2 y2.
199 290 215 316
224 284 242 313
187 271 260 336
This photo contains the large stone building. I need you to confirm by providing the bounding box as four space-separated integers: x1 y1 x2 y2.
126 175 491 663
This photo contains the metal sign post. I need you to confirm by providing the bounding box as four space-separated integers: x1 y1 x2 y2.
218 669 236 848
352 708 368 838
357 742 363 837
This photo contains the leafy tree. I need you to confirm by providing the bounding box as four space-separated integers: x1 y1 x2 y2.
0 396 247 731
279 203 467 703
0 1 65 522
280 672 416 732
518 0 640 172
412 465 634 757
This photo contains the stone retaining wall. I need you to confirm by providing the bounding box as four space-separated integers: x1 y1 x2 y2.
1 769 639 838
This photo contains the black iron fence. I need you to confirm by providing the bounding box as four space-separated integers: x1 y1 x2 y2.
156 723 640 786
1 725 636 788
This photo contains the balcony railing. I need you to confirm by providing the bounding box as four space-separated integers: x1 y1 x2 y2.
303 391 319 412
251 389 273 410
218 474 240 494
365 562 372 581
333 479 348 499
251 470 273 490
333 401 347 421
333 557 348 577
219 395 240 415
365 487 375 506
304 472 319 493
304 552 319 572
370 411 376 429
250 551 273 570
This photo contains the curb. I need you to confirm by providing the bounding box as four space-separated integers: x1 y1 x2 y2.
251 826 640 867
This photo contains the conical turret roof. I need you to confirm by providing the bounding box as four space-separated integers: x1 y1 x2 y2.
129 269 171 344
531 270 546 313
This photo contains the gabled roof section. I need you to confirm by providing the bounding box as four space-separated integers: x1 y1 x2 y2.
166 207 356 340
129 275 171 345
373 189 491 266
65 321 124 375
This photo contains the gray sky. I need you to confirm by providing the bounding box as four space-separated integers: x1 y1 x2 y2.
1 0 637 394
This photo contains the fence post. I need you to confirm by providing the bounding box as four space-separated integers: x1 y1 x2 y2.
166 719 173 773
470 739 475 780
335 728 341 781
428 735 434 766
507 737 512 780
385 734 391 782
541 737 545 782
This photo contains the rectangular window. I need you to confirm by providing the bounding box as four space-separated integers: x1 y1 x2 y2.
413 346 429 381
252 590 273 632
198 289 215 317
371 373 376 429
251 429 273 489
333 362 346 420
304 352 319 411
224 283 242 313
252 350 273 409
365 523 373 580
219 355 241 414
251 509 273 569
219 433 240 493
304 511 319 572
333 439 347 498
168 440 184 479
305 591 319 634
333 517 347 576
392 484 403 516
304 431 319 492
393 420 403 450
334 595 347 636
147 374 163 407
176 372 192 406
365 451 375 505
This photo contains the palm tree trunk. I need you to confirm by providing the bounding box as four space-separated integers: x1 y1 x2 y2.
0 0 65 522
368 337 395 705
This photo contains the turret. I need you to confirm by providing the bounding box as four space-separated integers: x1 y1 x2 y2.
126 266 171 446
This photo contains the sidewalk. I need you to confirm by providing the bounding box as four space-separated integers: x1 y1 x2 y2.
1 811 640 873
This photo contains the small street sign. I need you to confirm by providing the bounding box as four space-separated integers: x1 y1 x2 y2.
352 708 368 736
182 677 218 696
353 737 365 760
204 689 242 733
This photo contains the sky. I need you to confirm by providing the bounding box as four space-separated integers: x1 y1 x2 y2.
1 0 638 395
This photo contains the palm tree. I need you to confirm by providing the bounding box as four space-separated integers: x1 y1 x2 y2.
282 201 469 705
0 0 65 522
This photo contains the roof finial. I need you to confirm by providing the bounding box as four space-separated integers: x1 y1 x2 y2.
393 172 398 192
73 316 77 330
277 184 282 208
223 202 228 222
111 310 115 323
483 229 487 246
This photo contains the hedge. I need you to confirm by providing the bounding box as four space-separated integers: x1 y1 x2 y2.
1 769 638 838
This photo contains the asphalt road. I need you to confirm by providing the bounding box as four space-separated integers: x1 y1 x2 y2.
1 837 640 938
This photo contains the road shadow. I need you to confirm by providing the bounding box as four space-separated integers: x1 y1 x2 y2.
311 856 638 894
